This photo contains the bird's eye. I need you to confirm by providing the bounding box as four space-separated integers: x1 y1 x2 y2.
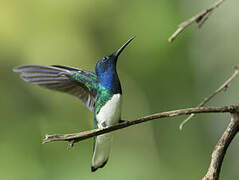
102 56 108 62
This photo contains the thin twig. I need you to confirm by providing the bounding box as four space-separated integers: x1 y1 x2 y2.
180 65 239 130
42 105 239 145
168 0 226 42
202 113 239 180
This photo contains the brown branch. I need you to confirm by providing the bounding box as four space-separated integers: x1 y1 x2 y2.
202 113 239 180
42 105 239 145
168 0 226 42
180 65 239 130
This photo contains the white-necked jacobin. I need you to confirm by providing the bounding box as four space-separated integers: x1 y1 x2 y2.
13 37 135 172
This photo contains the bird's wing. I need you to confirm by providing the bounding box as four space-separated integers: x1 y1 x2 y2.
13 65 98 111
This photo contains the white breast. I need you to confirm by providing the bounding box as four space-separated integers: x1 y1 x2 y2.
96 94 121 128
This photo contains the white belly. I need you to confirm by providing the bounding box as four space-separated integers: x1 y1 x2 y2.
96 94 121 128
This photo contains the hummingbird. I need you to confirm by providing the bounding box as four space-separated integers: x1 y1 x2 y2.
13 37 135 172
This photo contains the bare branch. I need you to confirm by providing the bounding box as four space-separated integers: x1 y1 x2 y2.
43 105 239 145
168 0 226 42
202 113 239 180
180 65 239 130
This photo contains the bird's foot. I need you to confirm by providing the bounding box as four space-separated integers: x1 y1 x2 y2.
119 120 129 124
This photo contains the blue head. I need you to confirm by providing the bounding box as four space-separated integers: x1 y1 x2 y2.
95 37 134 94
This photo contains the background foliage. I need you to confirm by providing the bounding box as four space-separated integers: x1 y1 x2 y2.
1 0 239 179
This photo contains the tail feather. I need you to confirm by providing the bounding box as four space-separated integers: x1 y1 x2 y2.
91 134 112 172
91 159 108 172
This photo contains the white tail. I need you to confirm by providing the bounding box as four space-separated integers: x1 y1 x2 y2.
91 133 113 172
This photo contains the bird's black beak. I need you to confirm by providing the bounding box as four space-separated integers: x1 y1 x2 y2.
114 36 135 58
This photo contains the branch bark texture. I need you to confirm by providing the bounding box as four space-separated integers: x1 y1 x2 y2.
202 113 239 180
168 0 226 42
43 105 239 144
180 65 239 130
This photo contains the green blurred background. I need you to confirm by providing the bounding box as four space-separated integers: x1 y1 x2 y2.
1 0 239 179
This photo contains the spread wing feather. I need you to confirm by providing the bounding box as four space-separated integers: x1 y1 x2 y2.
13 65 98 111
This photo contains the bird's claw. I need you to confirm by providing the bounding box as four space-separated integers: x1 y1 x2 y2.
119 120 129 124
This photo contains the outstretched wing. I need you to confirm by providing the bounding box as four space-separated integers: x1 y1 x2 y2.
13 65 98 111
